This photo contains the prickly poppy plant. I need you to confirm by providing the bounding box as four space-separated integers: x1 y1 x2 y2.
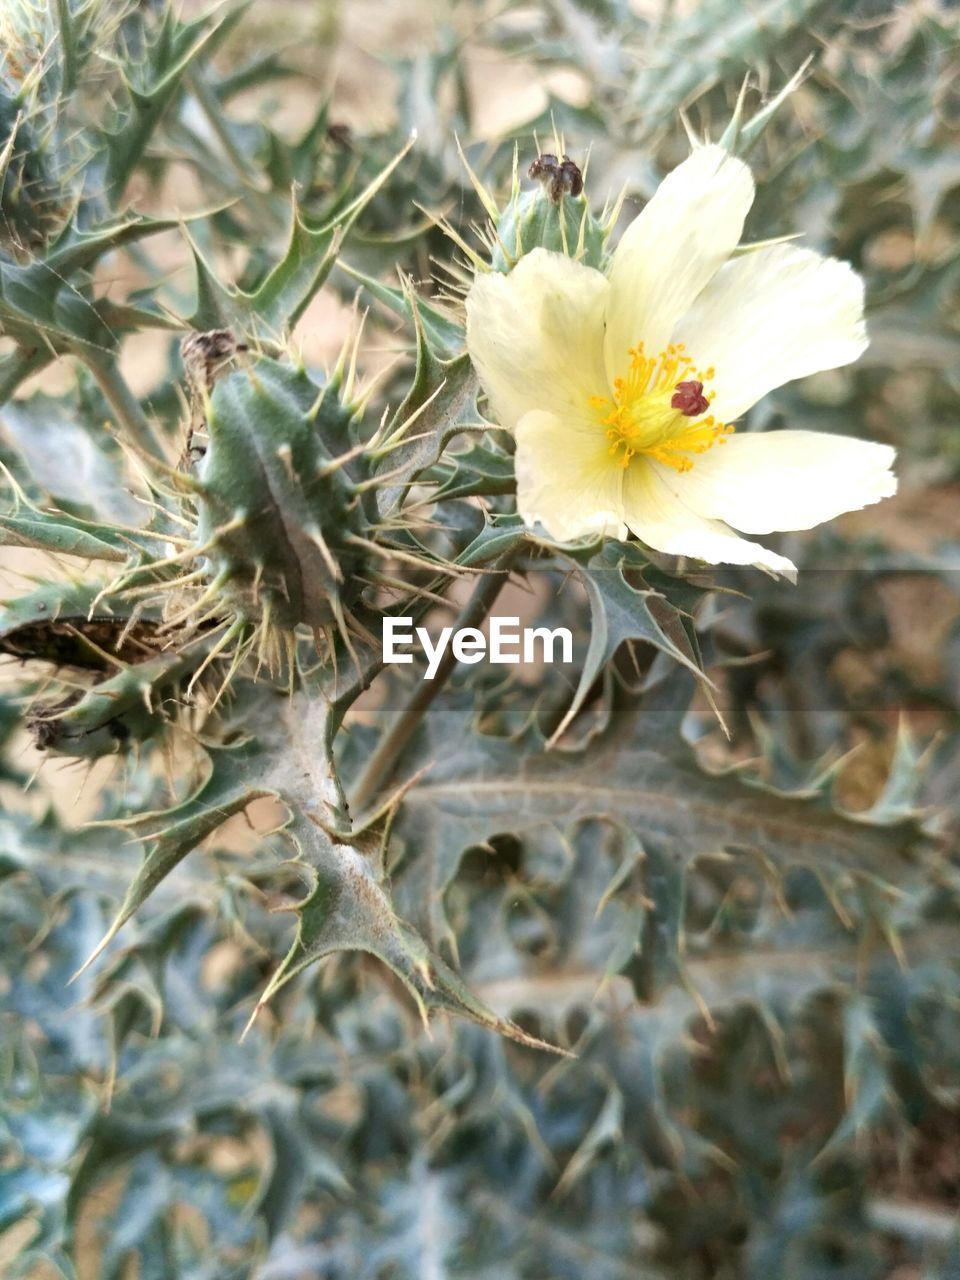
1 2 958 1278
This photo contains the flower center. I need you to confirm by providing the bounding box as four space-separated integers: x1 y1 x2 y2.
589 343 733 472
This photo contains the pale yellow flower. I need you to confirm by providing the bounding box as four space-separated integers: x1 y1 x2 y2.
465 145 897 577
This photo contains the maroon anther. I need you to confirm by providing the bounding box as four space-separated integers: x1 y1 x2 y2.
671 380 710 417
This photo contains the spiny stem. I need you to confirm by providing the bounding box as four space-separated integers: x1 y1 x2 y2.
350 548 517 813
82 352 166 460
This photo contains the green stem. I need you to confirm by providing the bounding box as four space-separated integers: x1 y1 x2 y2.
0 344 51 406
350 549 517 813
55 0 78 95
82 353 166 460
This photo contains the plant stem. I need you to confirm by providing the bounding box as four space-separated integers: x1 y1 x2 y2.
83 353 166 460
55 0 78 95
0 344 51 406
350 549 517 813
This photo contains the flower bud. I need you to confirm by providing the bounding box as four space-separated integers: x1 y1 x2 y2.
490 152 607 273
0 14 71 256
191 355 369 634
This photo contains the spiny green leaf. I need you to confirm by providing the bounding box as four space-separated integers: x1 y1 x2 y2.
551 542 711 743
339 260 466 355
0 512 130 560
370 669 929 980
0 464 159 560
426 435 516 501
717 59 812 158
186 140 414 336
375 296 482 518
30 650 196 759
1 389 148 524
0 579 156 663
46 212 198 278
77 739 277 977
102 9 230 205
252 812 569 1056
454 512 526 567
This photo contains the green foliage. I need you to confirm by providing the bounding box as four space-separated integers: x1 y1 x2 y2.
1 0 959 1277
190 355 370 632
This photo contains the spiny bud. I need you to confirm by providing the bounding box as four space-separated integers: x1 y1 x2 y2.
490 151 607 273
0 108 64 255
0 7 72 256
188 353 372 640
27 653 189 759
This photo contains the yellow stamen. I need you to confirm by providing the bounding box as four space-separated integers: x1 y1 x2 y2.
589 343 733 472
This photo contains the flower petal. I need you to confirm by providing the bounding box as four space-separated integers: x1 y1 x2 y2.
465 248 609 430
515 409 626 541
622 460 796 578
603 145 754 382
664 430 896 534
672 243 868 423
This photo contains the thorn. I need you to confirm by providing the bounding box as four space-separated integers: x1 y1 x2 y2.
352 353 403 418
284 629 297 698
314 439 369 477
330 595 361 683
239 1002 262 1042
251 560 264 606
343 607 380 651
454 134 501 223
70 916 121 983
343 304 367 404
420 205 489 272
185 618 244 696
346 534 462 577
304 525 343 583
158 569 233 632
275 442 297 483
209 621 256 711
255 600 275 678
679 108 702 149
